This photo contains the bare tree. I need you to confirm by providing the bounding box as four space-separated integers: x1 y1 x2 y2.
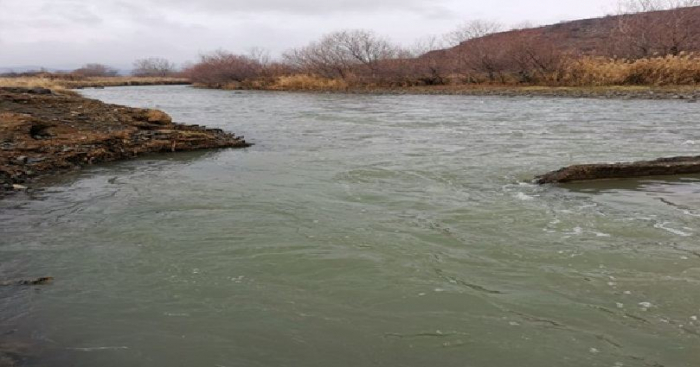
506 33 563 83
613 0 700 57
408 35 447 57
248 47 272 67
617 0 699 13
283 29 399 79
73 63 118 77
461 38 509 82
510 21 538 31
132 57 177 77
444 20 503 47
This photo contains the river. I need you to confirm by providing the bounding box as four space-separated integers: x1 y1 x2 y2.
1 86 699 366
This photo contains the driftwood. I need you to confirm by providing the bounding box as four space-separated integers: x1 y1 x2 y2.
0 277 53 287
535 156 700 184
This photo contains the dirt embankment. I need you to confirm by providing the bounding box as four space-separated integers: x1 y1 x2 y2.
536 156 700 184
0 87 249 196
370 85 700 100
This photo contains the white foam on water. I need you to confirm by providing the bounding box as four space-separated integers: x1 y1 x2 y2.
565 227 584 236
515 192 535 201
654 222 692 237
68 346 129 352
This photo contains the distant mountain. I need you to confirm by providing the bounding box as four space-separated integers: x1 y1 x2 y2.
0 66 134 76
0 66 69 74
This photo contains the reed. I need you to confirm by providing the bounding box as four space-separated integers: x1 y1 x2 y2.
267 75 349 91
556 54 700 86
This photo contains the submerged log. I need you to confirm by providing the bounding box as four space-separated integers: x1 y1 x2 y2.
0 277 53 287
535 156 700 184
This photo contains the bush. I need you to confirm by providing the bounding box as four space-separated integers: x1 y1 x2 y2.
184 51 262 88
73 64 119 77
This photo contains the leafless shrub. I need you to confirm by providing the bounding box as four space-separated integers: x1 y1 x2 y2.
283 29 400 80
72 63 119 77
444 20 503 47
132 58 177 77
612 0 700 57
184 50 263 87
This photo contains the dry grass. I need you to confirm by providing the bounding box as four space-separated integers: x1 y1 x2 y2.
0 76 189 92
0 77 72 93
557 54 700 86
267 75 349 91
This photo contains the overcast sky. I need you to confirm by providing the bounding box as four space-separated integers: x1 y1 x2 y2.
0 0 619 70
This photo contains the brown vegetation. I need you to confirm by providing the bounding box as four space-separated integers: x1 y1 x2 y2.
72 63 119 77
132 57 178 77
0 75 189 92
0 57 185 92
184 3 700 93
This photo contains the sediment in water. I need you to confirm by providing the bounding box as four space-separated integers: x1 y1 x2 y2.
536 156 700 184
0 87 250 196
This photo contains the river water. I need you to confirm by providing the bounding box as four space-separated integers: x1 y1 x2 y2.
1 86 699 366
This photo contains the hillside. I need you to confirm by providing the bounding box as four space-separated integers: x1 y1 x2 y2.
428 6 700 59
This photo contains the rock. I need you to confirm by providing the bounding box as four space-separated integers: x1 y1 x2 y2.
145 109 173 125
536 156 700 184
26 157 46 164
29 88 52 95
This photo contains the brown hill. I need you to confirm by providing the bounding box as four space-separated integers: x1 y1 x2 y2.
427 6 700 60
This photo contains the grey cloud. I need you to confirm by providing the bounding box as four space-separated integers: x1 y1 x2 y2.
39 1 103 25
145 0 452 15
0 0 616 69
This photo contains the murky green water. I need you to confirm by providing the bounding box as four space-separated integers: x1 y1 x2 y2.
1 86 699 366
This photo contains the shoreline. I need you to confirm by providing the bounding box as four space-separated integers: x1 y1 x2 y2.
199 84 700 101
0 87 249 198
0 77 191 95
2 82 698 198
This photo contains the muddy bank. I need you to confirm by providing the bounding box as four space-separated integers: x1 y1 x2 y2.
210 83 700 101
379 86 700 101
536 156 700 184
68 78 190 89
0 87 249 197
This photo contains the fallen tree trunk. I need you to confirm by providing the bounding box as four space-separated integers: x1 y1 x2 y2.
535 156 700 184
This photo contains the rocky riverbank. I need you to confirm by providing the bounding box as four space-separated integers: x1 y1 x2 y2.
328 85 700 101
536 156 700 184
208 81 700 101
0 87 249 197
